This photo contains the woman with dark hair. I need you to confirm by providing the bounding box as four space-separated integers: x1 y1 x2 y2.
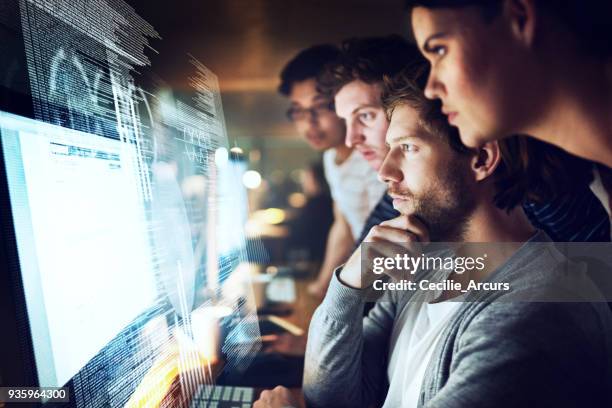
408 0 612 167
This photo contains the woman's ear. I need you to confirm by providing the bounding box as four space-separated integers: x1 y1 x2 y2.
504 0 537 48
470 141 502 182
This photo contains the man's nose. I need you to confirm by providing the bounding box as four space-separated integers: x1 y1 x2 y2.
303 113 320 131
345 122 364 147
307 110 321 125
378 149 403 184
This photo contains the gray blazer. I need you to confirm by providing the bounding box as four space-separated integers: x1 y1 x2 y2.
303 231 612 407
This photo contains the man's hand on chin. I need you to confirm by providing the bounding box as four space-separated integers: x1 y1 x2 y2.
338 214 430 289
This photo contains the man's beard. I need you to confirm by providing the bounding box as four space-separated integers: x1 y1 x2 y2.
390 161 476 242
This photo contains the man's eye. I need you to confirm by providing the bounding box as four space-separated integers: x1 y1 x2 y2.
359 112 375 122
401 144 417 153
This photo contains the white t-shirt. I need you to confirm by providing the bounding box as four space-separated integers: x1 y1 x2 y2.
323 148 387 239
383 296 461 408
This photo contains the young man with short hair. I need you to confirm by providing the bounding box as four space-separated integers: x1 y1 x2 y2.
302 66 612 408
319 36 426 244
279 45 386 298
319 35 611 245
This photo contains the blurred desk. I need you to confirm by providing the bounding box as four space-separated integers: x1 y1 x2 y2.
261 277 318 408
285 278 320 408
283 279 319 332
156 276 319 408
223 277 319 407
246 223 289 239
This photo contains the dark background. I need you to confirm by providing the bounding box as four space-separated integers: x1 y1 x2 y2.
126 0 408 141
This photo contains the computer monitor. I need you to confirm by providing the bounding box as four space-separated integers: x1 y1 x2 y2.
216 153 250 276
1 111 159 389
0 109 261 406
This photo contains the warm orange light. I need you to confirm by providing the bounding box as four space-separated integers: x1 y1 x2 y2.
288 192 306 208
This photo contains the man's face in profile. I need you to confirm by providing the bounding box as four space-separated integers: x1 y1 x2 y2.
379 103 476 241
335 80 390 170
288 79 346 151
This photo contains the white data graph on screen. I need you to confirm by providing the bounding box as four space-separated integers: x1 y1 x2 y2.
18 129 157 387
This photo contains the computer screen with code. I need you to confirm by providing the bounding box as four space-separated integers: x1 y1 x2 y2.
0 1 264 406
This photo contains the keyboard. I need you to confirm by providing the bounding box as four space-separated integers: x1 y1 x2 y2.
190 385 255 408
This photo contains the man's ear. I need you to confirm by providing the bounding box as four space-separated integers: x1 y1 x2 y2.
470 141 502 182
503 0 537 47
